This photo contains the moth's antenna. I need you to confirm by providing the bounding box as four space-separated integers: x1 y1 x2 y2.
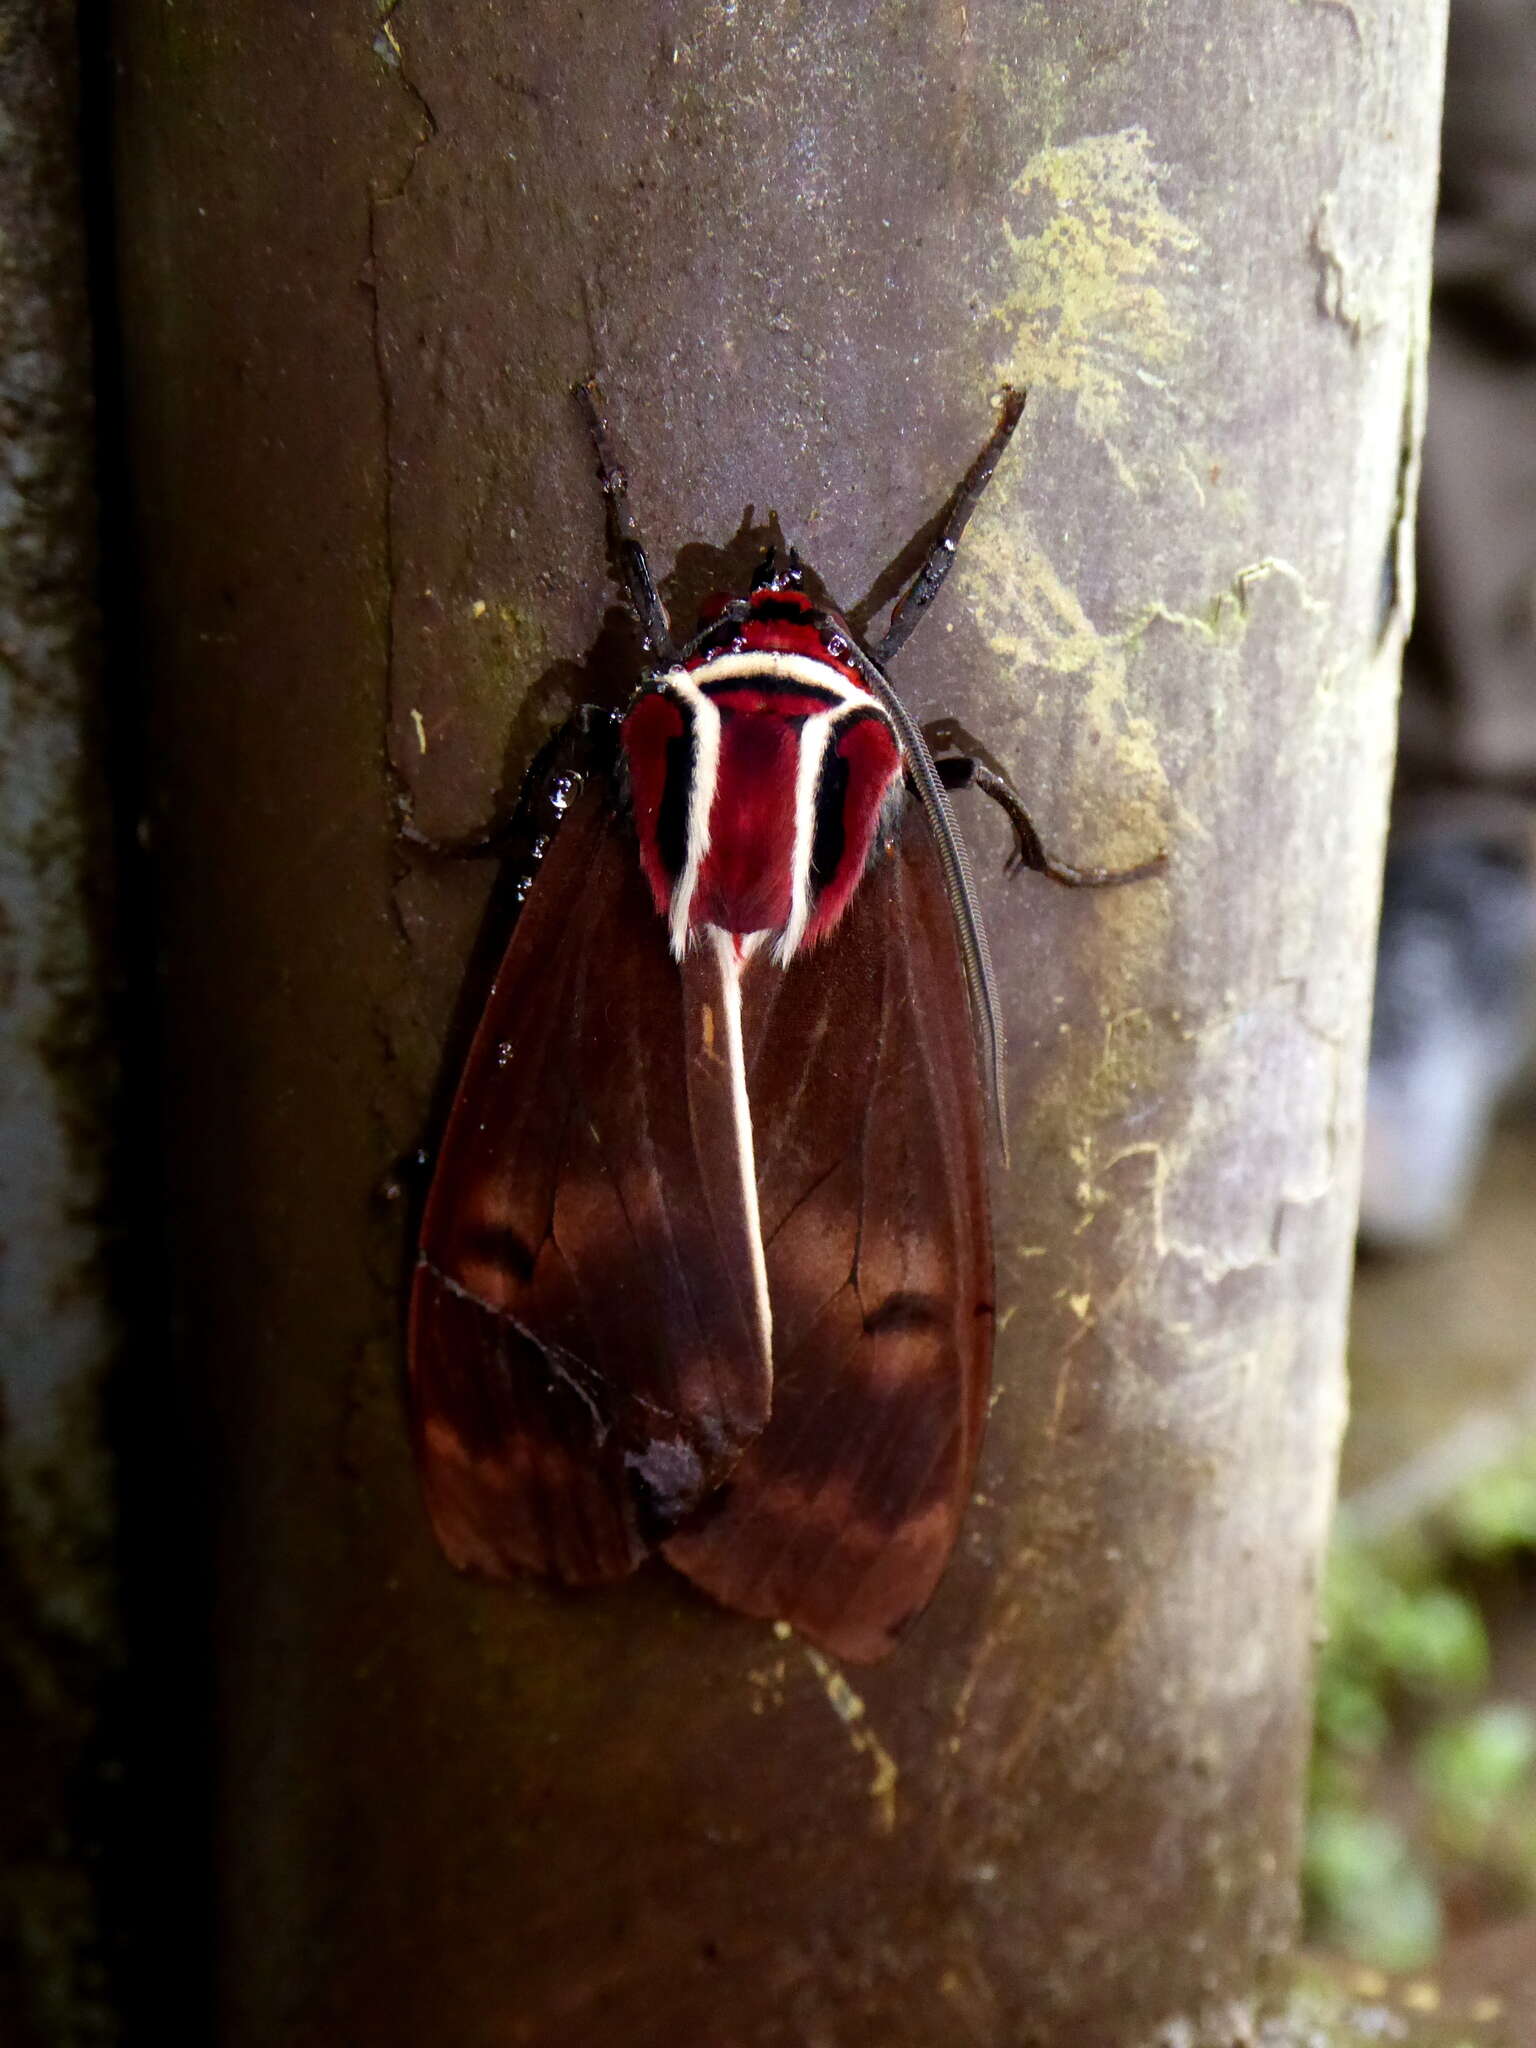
873 388 1026 670
842 638 1009 1161
575 377 677 666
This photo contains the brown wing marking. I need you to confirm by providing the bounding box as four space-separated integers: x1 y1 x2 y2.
664 808 994 1661
409 785 772 1586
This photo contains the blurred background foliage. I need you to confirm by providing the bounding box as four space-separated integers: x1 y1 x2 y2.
1312 0 1536 1986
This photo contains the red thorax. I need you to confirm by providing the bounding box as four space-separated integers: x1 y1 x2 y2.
622 580 904 961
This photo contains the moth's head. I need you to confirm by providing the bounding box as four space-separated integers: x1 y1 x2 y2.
691 546 813 634
732 549 860 670
749 544 803 594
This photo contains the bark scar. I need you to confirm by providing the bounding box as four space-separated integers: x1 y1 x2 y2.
373 1 441 187
1310 195 1375 344
365 2 442 884
1287 0 1365 55
1378 305 1426 651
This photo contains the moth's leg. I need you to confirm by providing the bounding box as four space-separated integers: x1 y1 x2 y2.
872 387 1026 669
575 378 677 664
932 742 1167 889
400 705 620 883
377 1145 433 1207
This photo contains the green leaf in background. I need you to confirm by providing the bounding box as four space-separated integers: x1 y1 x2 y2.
1303 1806 1441 1971
1321 1540 1489 1700
1368 1583 1490 1694
1446 1448 1536 1558
1314 1666 1391 1761
1417 1702 1536 1849
1310 1440 1536 1967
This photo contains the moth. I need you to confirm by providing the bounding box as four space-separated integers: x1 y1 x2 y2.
408 382 1160 1662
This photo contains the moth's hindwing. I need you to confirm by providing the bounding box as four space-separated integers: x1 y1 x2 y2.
409 783 773 1583
665 805 995 1661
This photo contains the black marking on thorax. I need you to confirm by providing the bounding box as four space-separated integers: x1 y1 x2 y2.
697 670 847 711
655 701 696 884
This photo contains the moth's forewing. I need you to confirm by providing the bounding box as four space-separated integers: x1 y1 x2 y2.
409 785 772 1584
664 806 994 1660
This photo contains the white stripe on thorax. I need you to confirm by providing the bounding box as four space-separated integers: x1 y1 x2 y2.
654 653 897 961
659 672 722 961
676 648 880 710
775 711 833 964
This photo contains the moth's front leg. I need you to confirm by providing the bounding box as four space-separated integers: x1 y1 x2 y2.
398 704 621 887
924 716 1167 888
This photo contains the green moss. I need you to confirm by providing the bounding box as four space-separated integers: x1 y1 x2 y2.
1304 1808 1441 1971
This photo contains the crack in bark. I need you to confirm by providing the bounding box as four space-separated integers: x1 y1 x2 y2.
362 194 420 967
1378 304 1426 652
1287 0 1366 54
1070 975 1350 1296
365 3 441 911
373 1 440 186
1121 555 1330 651
1309 195 1372 344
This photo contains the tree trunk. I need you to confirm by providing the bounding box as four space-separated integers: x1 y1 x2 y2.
113 2 1445 2042
1 2 119 2040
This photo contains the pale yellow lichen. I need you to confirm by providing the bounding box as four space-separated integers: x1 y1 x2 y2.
799 1644 899 1834
957 517 1172 854
989 127 1198 487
